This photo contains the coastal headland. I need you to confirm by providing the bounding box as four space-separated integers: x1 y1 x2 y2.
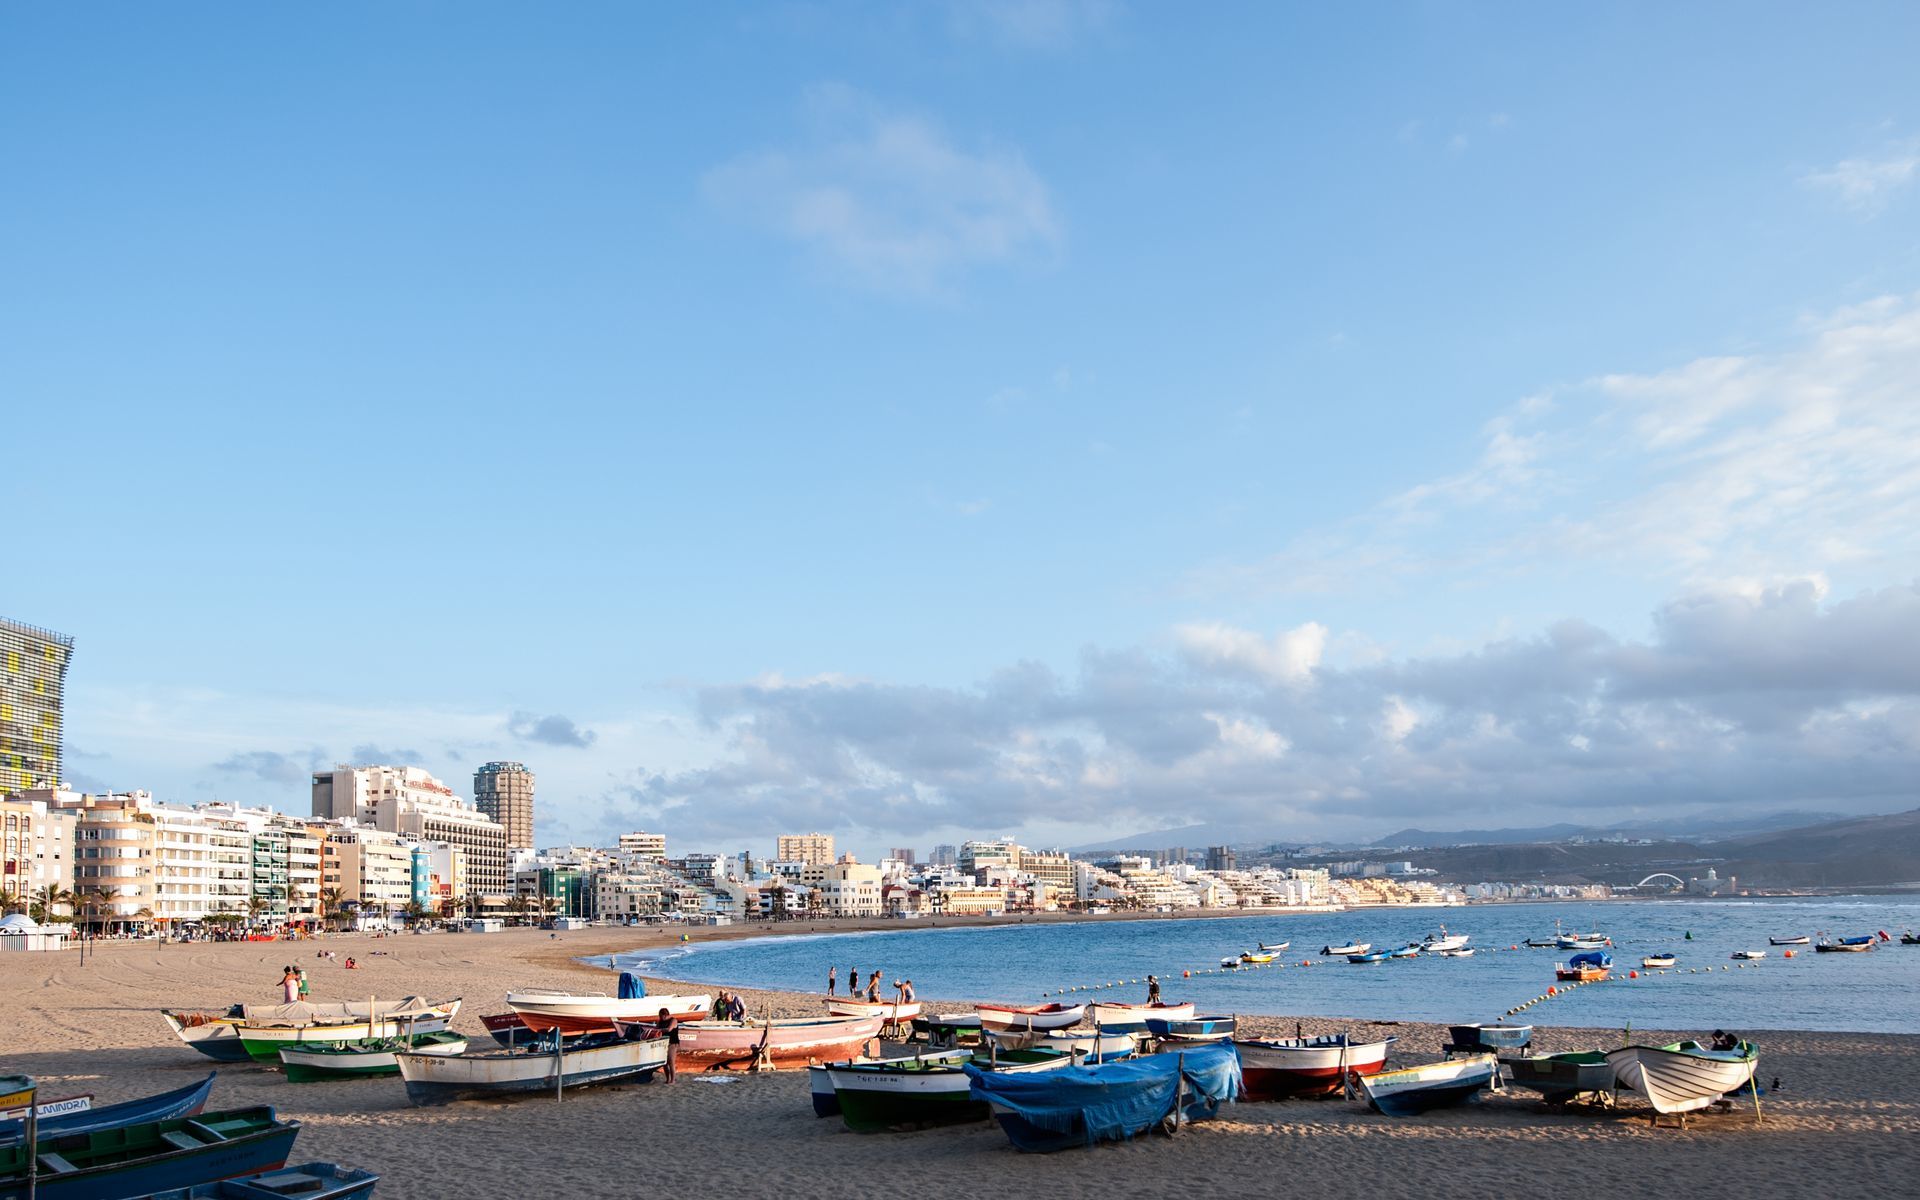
6 925 1916 1200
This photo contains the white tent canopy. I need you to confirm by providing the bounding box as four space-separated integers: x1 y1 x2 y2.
0 912 71 951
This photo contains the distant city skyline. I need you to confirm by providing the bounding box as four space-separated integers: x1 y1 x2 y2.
7 6 1920 856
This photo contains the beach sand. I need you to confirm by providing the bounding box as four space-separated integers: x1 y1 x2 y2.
5 926 1916 1199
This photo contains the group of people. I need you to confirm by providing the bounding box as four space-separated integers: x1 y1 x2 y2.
825 964 915 1004
276 964 310 1002
711 990 748 1022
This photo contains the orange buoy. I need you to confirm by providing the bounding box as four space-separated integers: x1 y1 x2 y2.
1629 970 1638 978
1183 970 1191 978
1547 986 1557 996
1784 950 1794 958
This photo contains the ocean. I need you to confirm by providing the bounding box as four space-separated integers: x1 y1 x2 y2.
593 896 1920 1034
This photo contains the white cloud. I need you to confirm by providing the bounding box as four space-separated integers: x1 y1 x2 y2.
1800 142 1920 215
1174 620 1327 684
703 85 1060 295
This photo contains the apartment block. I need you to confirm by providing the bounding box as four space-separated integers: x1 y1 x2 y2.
776 832 834 867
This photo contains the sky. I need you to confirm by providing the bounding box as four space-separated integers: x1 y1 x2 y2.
5 2 1920 857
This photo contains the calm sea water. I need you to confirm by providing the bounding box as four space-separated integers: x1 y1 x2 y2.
597 897 1920 1034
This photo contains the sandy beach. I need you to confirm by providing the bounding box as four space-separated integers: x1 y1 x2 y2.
5 926 1917 1200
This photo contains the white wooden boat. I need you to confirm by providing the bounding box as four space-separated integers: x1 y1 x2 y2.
982 1028 1139 1057
1642 954 1677 968
823 998 923 1023
1768 935 1810 946
397 1034 668 1105
827 1048 1070 1132
808 1048 971 1117
1421 932 1469 953
976 1002 1086 1032
1321 942 1370 956
1358 1054 1499 1115
160 1009 252 1063
671 1015 887 1070
278 1032 468 1082
1605 1040 1758 1115
1439 948 1475 958
1257 941 1290 952
231 998 461 1061
1087 1001 1195 1030
505 989 710 1034
1731 950 1766 960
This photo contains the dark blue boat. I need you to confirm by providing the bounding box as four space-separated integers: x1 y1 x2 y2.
0 1107 299 1200
0 1076 216 1148
966 1043 1241 1153
132 1162 376 1200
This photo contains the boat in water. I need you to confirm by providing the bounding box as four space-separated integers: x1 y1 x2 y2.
1387 946 1420 959
1605 1040 1758 1116
278 1031 468 1083
1257 941 1290 953
1239 951 1275 964
137 1162 379 1200
1768 935 1811 946
1234 1034 1395 1100
966 1043 1241 1152
1642 953 1677 968
1087 1001 1196 1031
1555 951 1611 982
396 1031 669 1105
1420 931 1469 953
1438 948 1475 958
1357 1054 1499 1116
1347 951 1391 964
0 1106 300 1200
1731 950 1767 961
1321 942 1370 957
828 1048 1072 1132
1814 936 1877 953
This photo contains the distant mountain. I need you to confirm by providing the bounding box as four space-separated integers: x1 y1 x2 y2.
1067 823 1294 855
1365 810 1845 850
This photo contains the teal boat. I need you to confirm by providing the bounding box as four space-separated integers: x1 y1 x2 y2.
0 1107 299 1200
278 1032 468 1082
133 1161 377 1200
829 1049 1071 1133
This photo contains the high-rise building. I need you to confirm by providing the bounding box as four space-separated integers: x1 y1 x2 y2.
618 832 667 860
888 847 916 865
929 844 958 867
1205 845 1236 872
312 765 508 901
473 761 535 852
777 832 834 867
0 618 74 794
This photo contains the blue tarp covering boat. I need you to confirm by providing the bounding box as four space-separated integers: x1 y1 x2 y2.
965 1043 1240 1153
1567 951 1612 969
617 972 645 1000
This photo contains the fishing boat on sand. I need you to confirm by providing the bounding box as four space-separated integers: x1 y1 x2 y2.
809 1049 973 1117
1234 1034 1395 1100
229 999 461 1063
966 1043 1242 1152
160 1010 255 1064
983 1028 1140 1058
396 1032 669 1105
1501 1051 1613 1104
1769 935 1811 946
1145 1015 1236 1044
823 998 923 1023
1444 1024 1531 1054
505 985 709 1034
138 1162 379 1200
0 1106 300 1200
278 1031 469 1082
1605 1040 1758 1117
0 1075 215 1147
1358 1054 1499 1116
669 1015 887 1070
829 1049 1073 1132
1555 951 1611 982
976 1003 1085 1033
1322 942 1370 957
1642 953 1677 968
1087 1001 1196 1031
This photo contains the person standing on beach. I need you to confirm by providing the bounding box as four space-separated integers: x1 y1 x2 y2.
296 967 310 1000
279 965 299 1003
1146 975 1161 1004
658 1008 679 1083
850 964 858 998
867 970 882 1002
900 979 916 1004
828 967 837 996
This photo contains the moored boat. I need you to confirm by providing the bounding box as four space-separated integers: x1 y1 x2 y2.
1387 945 1420 959
1555 951 1611 982
1347 951 1391 964
1239 951 1275 964
1768 935 1810 946
1257 941 1290 953
1358 1054 1499 1116
1731 950 1766 961
672 1015 886 1070
1439 948 1474 958
133 1161 378 1200
1234 1034 1396 1100
1524 937 1559 948
0 1106 301 1200
278 1032 468 1083
1813 936 1876 953
967 1043 1241 1152
1421 931 1469 953
230 999 461 1062
1556 932 1610 950
0 1075 215 1147
505 988 709 1035
1321 942 1370 956
1087 1001 1196 1031
1903 931 1920 945
976 1003 1085 1033
396 1032 668 1105
1604 1040 1758 1115
830 1049 1071 1132
1641 954 1677 968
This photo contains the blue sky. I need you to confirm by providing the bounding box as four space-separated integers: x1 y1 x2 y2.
6 3 1920 856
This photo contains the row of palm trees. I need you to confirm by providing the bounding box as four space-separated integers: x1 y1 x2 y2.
5 881 582 933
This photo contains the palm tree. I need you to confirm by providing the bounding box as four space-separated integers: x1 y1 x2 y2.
506 894 531 926
78 885 117 935
31 882 75 924
0 888 25 916
134 905 155 935
319 886 345 932
539 894 557 923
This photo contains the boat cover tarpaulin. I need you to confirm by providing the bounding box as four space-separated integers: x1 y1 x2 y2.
1568 951 1612 969
239 996 440 1025
618 972 645 1000
965 1043 1240 1149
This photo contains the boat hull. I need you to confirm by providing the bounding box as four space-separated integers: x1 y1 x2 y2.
396 1037 668 1106
161 1014 254 1064
0 1075 214 1147
970 1045 1241 1153
506 992 709 1034
1359 1055 1498 1116
1087 1002 1194 1031
137 1161 379 1200
1605 1042 1758 1115
674 1016 887 1070
976 1004 1085 1032
1235 1036 1395 1100
823 1000 922 1023
1768 936 1810 946
1445 1024 1531 1053
278 1034 468 1082
1501 1052 1612 1101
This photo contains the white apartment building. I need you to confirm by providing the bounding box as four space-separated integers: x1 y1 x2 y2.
1 793 75 913
776 832 835 867
312 765 507 901
322 823 416 921
819 861 884 917
617 831 666 860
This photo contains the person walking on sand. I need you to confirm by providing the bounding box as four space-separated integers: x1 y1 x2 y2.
658 1008 679 1084
279 965 299 1003
828 966 837 996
